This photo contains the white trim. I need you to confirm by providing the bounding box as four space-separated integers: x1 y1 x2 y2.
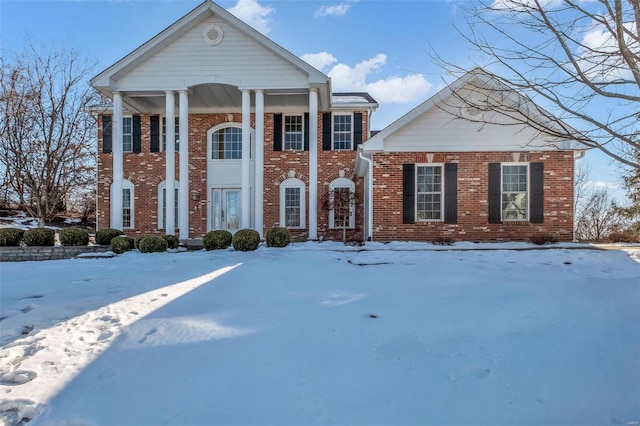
254 90 265 238
165 91 176 235
111 179 134 229
158 180 180 230
111 93 123 230
328 177 355 229
308 89 318 239
500 162 530 222
415 163 444 222
280 178 306 229
178 90 189 239
241 89 251 229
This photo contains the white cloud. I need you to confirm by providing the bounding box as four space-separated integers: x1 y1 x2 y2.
577 21 636 82
301 52 337 71
585 180 620 190
228 0 274 34
303 53 433 104
315 0 359 18
491 0 564 12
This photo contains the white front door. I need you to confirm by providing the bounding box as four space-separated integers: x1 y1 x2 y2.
212 189 241 231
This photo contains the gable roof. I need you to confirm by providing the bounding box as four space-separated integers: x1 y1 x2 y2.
361 68 592 153
91 0 330 93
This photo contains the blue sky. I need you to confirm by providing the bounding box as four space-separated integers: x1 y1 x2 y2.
0 0 629 200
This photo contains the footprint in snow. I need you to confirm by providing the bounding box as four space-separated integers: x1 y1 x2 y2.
0 370 37 386
138 327 158 344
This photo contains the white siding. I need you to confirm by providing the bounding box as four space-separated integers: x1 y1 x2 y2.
115 16 309 91
384 87 567 152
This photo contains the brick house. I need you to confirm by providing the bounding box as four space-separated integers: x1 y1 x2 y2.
92 0 587 242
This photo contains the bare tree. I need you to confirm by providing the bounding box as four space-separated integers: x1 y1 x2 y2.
575 188 625 241
436 0 639 169
321 187 360 243
0 42 99 225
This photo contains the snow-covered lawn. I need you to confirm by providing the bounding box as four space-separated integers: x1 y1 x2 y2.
1 243 639 425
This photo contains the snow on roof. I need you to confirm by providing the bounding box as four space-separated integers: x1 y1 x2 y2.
332 92 378 105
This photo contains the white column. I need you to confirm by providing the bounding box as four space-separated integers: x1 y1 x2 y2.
111 92 123 230
254 90 264 237
165 91 176 236
178 90 189 240
308 88 318 240
241 89 251 229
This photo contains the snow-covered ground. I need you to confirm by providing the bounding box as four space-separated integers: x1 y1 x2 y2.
1 242 639 425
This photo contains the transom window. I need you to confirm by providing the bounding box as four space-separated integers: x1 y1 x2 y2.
333 114 352 150
284 115 303 151
212 127 243 160
502 164 528 221
162 117 180 151
416 165 443 221
122 117 133 152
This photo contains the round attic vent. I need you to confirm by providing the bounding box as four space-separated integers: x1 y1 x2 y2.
461 98 484 120
203 24 224 46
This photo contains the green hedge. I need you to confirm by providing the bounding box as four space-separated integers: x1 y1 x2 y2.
0 228 24 246
162 234 180 249
232 229 260 252
203 230 233 250
59 227 90 246
96 228 124 245
23 228 55 246
111 236 135 254
138 236 168 253
265 226 290 248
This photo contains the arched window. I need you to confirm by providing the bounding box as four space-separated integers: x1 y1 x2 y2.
157 180 179 230
111 179 134 229
280 178 306 229
329 178 355 229
211 126 243 159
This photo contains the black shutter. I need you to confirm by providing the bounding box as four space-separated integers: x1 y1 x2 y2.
150 116 160 153
444 163 458 224
403 164 415 224
353 112 363 150
132 115 141 153
303 113 310 151
322 113 332 150
488 163 502 224
273 114 282 152
530 162 544 223
102 116 112 153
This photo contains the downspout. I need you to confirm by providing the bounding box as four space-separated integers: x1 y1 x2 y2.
358 148 374 241
573 150 586 242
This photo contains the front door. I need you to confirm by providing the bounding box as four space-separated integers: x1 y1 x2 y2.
212 189 241 231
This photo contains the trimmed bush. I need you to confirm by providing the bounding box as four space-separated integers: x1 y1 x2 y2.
59 227 90 246
265 226 290 248
138 236 168 253
96 228 124 245
232 229 260 252
203 230 233 250
606 231 640 243
23 228 55 246
431 236 454 246
0 228 24 246
162 234 180 249
529 233 558 245
111 236 135 254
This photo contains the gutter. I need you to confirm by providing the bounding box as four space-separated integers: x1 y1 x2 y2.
358 148 374 241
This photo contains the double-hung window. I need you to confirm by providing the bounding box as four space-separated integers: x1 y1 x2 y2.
122 117 133 152
333 114 352 150
162 117 180 152
158 181 179 229
501 164 528 221
416 165 443 221
280 178 305 229
284 115 303 151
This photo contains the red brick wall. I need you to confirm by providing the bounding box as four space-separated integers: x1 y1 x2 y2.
97 112 368 241
370 151 575 242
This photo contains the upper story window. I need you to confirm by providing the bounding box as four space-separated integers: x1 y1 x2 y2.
122 117 133 152
211 126 243 160
162 117 180 152
284 115 304 151
501 164 529 221
333 114 353 150
416 165 443 221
